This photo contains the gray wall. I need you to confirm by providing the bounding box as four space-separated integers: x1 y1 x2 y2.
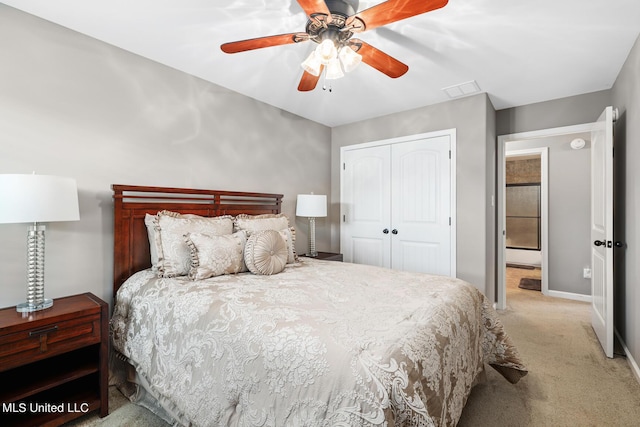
0 5 332 308
496 90 612 135
331 94 497 299
506 133 592 296
611 34 640 379
484 96 497 300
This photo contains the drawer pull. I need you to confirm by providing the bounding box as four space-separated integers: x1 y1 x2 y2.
29 325 59 337
29 325 58 352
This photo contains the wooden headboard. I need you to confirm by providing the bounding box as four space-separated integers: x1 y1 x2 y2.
112 184 283 297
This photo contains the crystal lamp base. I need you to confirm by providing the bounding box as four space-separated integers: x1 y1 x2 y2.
16 298 53 313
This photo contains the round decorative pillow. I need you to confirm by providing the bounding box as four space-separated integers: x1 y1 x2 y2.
244 229 288 275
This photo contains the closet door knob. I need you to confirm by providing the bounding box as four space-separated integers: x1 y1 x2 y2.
383 228 389 234
392 229 398 235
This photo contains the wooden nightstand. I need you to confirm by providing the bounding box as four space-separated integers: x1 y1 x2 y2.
0 293 108 426
301 251 343 262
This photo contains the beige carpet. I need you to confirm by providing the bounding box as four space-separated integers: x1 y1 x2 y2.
458 267 640 426
70 267 640 426
65 386 169 427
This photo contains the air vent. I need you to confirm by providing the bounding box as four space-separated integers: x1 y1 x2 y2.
442 80 481 99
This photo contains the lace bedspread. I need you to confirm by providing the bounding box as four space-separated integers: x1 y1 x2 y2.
111 258 526 426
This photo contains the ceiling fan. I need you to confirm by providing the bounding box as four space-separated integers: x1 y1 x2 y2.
221 0 448 91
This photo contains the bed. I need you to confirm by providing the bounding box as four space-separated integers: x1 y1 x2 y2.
110 184 527 427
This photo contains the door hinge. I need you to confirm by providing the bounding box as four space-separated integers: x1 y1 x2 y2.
343 214 346 222
343 163 346 170
449 217 451 226
449 150 451 159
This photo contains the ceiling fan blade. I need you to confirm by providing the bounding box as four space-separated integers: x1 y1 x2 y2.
353 0 448 32
298 67 324 91
221 33 308 54
351 39 408 78
297 0 331 18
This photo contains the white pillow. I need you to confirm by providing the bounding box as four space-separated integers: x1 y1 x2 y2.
234 213 290 233
234 214 298 263
277 227 297 264
185 231 247 280
244 230 288 275
152 212 234 277
145 211 214 269
145 213 160 268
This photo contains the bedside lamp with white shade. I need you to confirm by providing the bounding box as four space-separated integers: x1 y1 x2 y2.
296 194 327 257
0 174 80 312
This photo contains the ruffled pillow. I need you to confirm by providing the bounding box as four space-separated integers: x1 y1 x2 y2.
244 230 288 275
185 231 247 280
234 214 298 263
145 213 161 268
234 213 290 233
151 211 234 277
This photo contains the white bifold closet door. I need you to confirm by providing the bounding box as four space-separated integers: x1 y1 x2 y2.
341 134 452 276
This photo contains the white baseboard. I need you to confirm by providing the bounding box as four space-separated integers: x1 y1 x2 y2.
545 289 591 303
615 329 640 385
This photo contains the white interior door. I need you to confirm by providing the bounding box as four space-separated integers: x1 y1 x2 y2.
341 145 391 267
391 136 451 275
341 131 455 276
590 106 614 358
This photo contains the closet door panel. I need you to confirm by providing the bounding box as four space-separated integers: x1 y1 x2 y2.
341 145 391 267
396 241 441 273
391 136 451 275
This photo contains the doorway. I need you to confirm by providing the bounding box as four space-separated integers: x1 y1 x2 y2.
497 124 594 310
505 150 546 295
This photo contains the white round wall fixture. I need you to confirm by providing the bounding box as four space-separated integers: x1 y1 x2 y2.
570 138 586 150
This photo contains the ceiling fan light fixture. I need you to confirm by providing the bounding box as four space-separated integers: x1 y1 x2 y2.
325 58 344 80
316 39 338 64
338 46 361 73
301 50 323 76
222 0 450 92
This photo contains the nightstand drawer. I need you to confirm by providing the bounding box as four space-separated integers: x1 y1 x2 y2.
0 314 101 372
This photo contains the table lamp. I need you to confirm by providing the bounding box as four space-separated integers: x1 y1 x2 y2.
296 194 327 257
0 174 80 312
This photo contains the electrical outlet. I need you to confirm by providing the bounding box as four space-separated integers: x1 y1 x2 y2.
583 268 592 279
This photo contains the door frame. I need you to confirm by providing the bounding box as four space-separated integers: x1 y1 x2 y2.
340 128 457 277
504 147 549 299
497 123 594 310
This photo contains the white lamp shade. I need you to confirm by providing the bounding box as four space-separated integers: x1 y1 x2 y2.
296 194 327 217
301 50 322 76
339 46 362 73
325 58 344 80
0 174 80 224
316 39 337 64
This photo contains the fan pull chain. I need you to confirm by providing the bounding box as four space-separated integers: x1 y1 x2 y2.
322 71 333 93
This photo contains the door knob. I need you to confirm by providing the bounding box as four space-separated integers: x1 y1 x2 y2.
594 240 606 247
383 228 389 234
392 229 398 235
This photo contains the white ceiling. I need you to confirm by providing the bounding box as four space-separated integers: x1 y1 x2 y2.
4 0 640 127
